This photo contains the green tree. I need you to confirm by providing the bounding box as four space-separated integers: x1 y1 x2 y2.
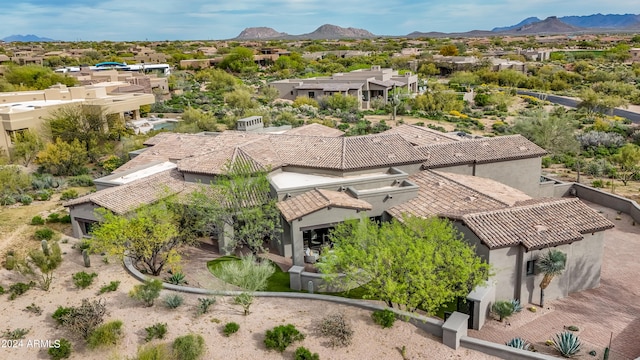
35 138 88 176
4 64 77 90
511 108 580 156
196 68 239 93
258 85 280 105
578 88 628 116
611 143 640 186
224 88 256 115
190 159 281 256
418 62 439 77
11 130 44 166
449 71 480 89
317 216 490 313
219 47 258 74
536 249 567 307
90 201 186 276
439 45 459 56
44 105 118 160
175 107 218 133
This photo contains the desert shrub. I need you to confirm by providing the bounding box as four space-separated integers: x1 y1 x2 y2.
264 324 305 352
492 300 515 322
67 175 94 187
129 279 163 307
87 320 123 349
145 322 168 342
34 227 55 240
31 215 45 225
577 131 625 150
173 334 205 360
164 294 184 309
60 298 107 339
0 194 16 205
98 281 120 294
371 309 396 328
3 328 29 339
506 337 531 351
233 292 253 316
195 297 216 316
137 343 172 360
47 213 61 223
566 325 580 332
76 239 91 252
318 312 353 347
60 189 78 201
295 346 320 360
553 331 582 357
19 194 33 205
52 306 73 325
48 338 72 359
592 179 604 188
223 322 239 337
59 214 71 223
24 302 43 315
9 281 33 300
72 271 97 289
166 272 187 285
0 285 4 294
33 190 52 201
211 254 275 291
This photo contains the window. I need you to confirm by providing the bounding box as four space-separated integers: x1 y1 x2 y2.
308 91 315 99
526 260 536 276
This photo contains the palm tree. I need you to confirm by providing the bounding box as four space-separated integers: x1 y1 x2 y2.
537 249 567 307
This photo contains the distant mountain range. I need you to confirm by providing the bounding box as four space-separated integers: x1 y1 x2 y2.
2 34 56 42
234 13 640 40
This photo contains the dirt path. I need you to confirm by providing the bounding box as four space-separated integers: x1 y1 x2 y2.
0 223 29 257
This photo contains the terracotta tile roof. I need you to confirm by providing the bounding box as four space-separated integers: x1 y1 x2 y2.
386 170 509 220
283 123 344 137
381 124 460 146
419 135 547 168
461 198 615 250
433 171 531 206
277 189 372 222
341 134 428 170
64 169 189 214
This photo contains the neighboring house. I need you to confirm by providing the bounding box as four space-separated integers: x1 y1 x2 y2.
0 84 155 152
64 124 613 305
630 48 640 63
270 65 418 109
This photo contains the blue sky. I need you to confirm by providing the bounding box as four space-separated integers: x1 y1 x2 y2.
1 0 638 41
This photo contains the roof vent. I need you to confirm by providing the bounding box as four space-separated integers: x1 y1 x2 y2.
454 152 464 157
481 142 490 147
387 153 396 159
436 181 445 187
372 138 381 143
465 196 477 202
519 146 528 151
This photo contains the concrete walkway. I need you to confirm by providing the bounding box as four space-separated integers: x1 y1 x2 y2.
469 203 640 360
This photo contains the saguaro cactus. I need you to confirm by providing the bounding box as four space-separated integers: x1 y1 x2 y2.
82 249 91 268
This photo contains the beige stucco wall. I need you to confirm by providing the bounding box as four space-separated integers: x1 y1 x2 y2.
456 221 606 304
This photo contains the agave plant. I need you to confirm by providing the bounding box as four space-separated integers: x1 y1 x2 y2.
166 272 187 285
509 299 523 313
553 331 582 358
505 337 531 351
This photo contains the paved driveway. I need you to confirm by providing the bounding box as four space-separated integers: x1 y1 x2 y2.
469 203 640 360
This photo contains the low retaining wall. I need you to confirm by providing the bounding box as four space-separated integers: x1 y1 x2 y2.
461 337 559 360
572 183 640 224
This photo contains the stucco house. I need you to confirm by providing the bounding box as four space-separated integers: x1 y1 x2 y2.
64 123 613 307
270 65 418 109
0 83 155 153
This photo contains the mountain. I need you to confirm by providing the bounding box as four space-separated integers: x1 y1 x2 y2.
234 27 288 40
494 13 640 33
560 13 640 28
492 17 540 32
504 16 583 34
232 24 376 40
301 24 375 39
2 34 55 42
